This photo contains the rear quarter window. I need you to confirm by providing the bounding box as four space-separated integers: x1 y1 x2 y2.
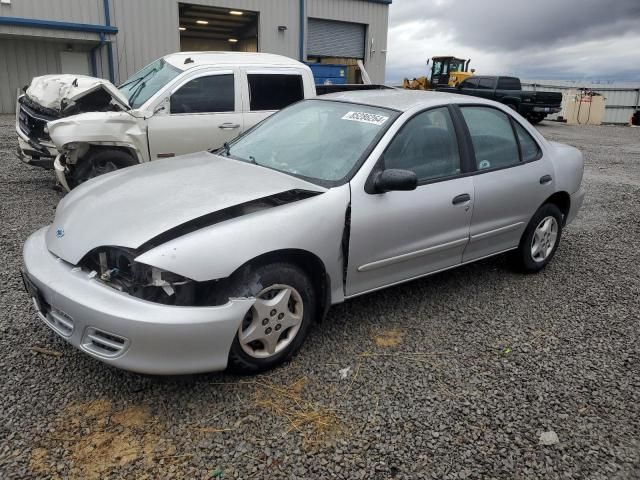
514 122 542 161
497 77 521 90
248 74 304 111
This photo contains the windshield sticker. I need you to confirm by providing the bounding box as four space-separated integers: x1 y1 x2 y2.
341 111 389 126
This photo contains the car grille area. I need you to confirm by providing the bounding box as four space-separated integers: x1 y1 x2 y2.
18 96 58 142
82 327 129 358
36 301 74 338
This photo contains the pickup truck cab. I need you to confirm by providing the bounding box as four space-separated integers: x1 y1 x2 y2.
16 52 315 189
439 76 562 124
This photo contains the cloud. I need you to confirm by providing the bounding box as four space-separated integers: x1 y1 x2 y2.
385 0 640 83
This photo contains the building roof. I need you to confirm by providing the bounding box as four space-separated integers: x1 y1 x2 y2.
164 51 306 70
318 88 477 111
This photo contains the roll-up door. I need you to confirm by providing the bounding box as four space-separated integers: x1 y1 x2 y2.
307 18 365 59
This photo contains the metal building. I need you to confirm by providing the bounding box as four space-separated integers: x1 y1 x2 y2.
0 0 391 113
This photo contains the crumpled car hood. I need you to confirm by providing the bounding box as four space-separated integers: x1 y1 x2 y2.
46 153 326 265
25 74 130 112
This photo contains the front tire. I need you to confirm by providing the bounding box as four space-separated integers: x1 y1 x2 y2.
69 149 137 188
225 263 316 374
514 203 563 272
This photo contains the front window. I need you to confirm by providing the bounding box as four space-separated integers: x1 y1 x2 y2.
383 107 461 182
170 74 234 114
223 100 398 185
449 59 465 73
118 59 182 109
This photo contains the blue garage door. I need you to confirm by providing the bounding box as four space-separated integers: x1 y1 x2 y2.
307 18 365 59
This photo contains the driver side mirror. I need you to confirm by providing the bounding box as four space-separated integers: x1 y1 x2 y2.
374 169 418 193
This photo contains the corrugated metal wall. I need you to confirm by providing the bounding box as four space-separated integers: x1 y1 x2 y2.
306 0 388 84
109 0 302 85
110 0 388 85
0 0 107 42
522 81 640 124
0 0 389 111
0 38 63 113
308 18 365 58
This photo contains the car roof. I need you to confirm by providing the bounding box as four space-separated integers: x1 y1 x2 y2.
164 51 306 70
318 89 494 112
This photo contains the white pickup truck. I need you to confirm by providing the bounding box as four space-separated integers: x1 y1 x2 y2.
16 52 318 190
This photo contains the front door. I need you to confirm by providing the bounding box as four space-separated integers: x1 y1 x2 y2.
457 105 556 262
347 106 474 296
147 70 243 160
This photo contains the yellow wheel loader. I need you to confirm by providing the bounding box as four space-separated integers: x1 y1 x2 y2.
403 56 473 90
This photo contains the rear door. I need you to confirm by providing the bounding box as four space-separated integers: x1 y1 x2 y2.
457 105 555 262
147 69 242 159
240 69 307 130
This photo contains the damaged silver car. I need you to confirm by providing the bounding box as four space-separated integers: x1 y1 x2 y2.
22 90 585 374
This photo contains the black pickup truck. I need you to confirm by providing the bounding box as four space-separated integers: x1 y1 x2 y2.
438 76 562 124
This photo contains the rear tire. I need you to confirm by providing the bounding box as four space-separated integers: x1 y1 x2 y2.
514 203 563 273
225 262 316 374
69 149 137 188
527 113 545 124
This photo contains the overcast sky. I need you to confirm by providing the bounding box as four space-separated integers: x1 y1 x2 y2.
385 0 640 84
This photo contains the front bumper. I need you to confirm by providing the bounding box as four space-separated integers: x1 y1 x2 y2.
22 227 255 374
566 186 585 226
16 131 57 170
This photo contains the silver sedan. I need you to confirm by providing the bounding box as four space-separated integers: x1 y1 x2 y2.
22 90 585 374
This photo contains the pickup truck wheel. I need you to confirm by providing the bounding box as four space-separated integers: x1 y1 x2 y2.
225 262 316 374
69 149 137 188
528 113 545 125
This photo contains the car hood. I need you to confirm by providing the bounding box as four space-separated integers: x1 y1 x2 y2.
46 153 326 265
25 74 130 113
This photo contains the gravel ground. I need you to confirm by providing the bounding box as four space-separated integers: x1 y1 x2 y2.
1 116 639 479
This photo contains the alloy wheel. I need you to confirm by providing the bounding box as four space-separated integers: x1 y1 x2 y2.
531 216 558 262
238 284 304 359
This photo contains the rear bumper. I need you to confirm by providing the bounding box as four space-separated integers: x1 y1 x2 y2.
531 106 561 114
566 187 585 226
22 227 255 375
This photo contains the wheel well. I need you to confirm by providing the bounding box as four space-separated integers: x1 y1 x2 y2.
238 249 331 323
544 192 571 224
81 145 140 163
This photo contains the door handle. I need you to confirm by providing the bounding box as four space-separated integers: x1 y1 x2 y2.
219 123 240 130
452 193 471 205
539 174 553 185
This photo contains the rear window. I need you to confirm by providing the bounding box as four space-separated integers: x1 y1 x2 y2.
497 77 521 90
477 78 496 90
248 74 304 111
460 78 478 89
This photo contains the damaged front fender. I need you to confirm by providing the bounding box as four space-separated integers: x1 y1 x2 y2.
48 111 149 164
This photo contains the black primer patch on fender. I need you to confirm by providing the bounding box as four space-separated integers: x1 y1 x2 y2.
138 189 322 253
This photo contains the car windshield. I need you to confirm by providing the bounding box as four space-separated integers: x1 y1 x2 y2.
118 58 182 109
223 99 397 185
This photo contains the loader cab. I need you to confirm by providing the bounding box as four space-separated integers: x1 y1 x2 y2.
430 56 471 88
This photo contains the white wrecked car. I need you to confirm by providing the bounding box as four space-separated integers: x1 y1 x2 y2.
16 52 315 189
